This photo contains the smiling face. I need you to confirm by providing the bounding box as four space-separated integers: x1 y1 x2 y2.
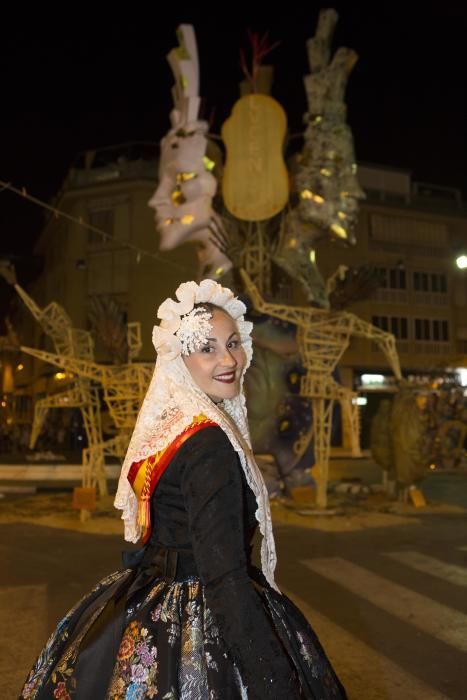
183 307 246 403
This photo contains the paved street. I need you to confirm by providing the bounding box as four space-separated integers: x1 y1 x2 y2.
1 492 466 699
275 513 467 699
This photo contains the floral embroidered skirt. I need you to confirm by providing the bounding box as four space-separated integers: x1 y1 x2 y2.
20 569 346 699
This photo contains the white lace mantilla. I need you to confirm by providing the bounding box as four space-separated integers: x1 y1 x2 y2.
114 279 279 592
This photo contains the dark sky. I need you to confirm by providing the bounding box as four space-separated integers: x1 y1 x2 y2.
1 3 466 268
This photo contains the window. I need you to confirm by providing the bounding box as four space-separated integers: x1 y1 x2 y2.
372 316 408 339
391 317 408 339
413 271 447 293
373 315 388 331
14 395 32 418
375 267 406 290
414 272 428 291
415 319 449 342
390 268 406 289
87 250 129 295
88 208 114 246
375 268 388 289
370 214 447 246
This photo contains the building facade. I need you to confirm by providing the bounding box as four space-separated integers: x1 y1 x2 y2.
2 153 466 450
315 164 467 445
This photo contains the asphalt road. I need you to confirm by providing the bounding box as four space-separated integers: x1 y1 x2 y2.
2 504 466 699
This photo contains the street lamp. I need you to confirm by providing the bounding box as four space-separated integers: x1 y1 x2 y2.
456 254 467 270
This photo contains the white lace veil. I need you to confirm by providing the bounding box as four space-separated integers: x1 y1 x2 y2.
114 279 279 591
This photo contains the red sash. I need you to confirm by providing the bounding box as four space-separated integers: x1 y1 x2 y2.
127 414 218 544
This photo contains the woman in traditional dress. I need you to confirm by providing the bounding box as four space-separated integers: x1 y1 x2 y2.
20 279 346 700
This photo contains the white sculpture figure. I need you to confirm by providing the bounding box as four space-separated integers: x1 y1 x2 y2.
268 9 365 307
294 8 365 244
148 25 231 280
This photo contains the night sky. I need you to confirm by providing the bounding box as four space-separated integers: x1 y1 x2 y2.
1 3 466 272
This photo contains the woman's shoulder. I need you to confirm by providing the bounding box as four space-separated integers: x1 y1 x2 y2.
155 423 239 496
177 423 242 492
170 422 238 473
181 423 233 453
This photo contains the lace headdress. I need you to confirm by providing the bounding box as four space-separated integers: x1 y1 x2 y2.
114 279 279 591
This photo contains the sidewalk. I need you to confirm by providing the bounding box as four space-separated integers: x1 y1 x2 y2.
1 469 465 538
0 454 378 489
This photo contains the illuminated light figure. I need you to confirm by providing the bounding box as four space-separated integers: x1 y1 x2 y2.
1 261 145 497
241 269 402 508
0 260 107 495
20 344 154 494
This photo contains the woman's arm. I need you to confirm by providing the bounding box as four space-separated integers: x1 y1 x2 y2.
180 426 297 698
